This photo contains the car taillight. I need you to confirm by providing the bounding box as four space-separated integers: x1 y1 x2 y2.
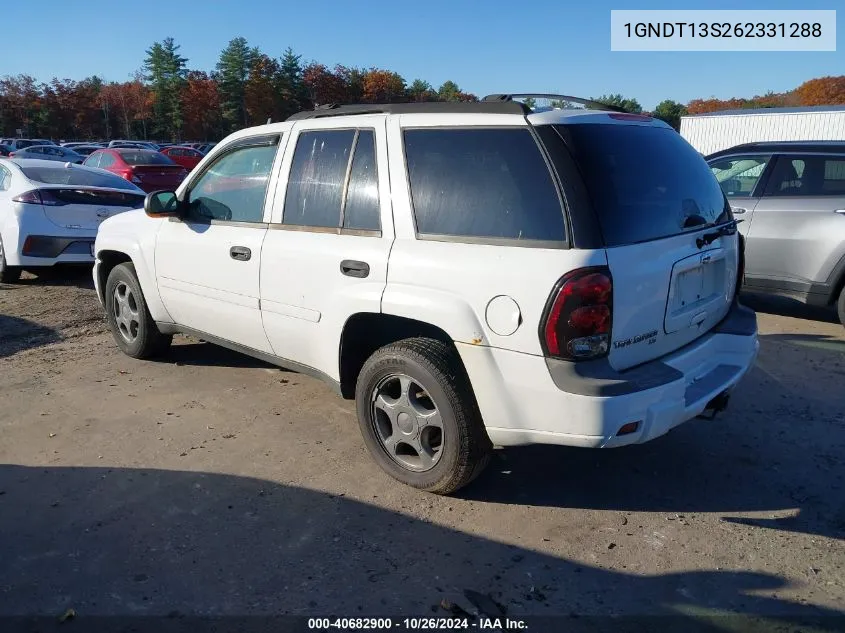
541 267 613 361
8 152 15 157
11 189 66 206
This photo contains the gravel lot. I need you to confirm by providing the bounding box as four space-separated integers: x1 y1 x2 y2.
1 268 843 628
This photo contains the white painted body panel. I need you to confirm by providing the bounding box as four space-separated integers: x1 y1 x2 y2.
681 110 845 156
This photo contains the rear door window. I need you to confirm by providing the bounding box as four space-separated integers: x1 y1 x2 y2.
552 124 731 247
403 128 565 243
342 130 380 231
282 129 355 229
709 156 770 197
763 155 845 197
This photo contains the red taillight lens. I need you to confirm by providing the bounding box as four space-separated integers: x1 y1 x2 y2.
8 152 15 157
12 189 65 206
542 268 613 360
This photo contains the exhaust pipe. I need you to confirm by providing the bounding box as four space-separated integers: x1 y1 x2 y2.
697 390 730 420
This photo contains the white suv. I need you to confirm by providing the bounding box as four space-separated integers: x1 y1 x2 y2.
93 95 759 494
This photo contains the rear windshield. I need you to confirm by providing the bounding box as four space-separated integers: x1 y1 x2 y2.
554 124 731 247
119 151 174 166
20 165 141 191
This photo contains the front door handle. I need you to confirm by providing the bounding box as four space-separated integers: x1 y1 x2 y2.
732 207 747 214
834 209 845 215
340 259 370 278
230 246 251 261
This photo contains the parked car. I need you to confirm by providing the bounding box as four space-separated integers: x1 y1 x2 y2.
1 139 38 151
108 140 158 150
83 149 188 192
72 145 107 157
9 145 85 164
93 96 758 494
30 138 56 146
159 145 204 171
62 141 103 150
707 141 845 326
0 158 145 283
0 144 11 157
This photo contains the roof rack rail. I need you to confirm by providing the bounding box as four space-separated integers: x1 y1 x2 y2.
482 93 627 113
286 101 529 121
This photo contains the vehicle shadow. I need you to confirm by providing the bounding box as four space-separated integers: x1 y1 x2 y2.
461 332 845 543
0 464 841 630
741 292 839 325
165 339 282 370
17 265 95 289
0 315 62 358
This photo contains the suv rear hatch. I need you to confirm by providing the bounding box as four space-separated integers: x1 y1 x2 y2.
546 119 739 371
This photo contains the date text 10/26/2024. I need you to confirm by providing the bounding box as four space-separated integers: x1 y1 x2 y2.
308 617 529 630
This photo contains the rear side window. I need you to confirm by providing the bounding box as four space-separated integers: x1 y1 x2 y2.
403 128 565 242
120 151 174 166
709 156 770 197
283 129 381 231
763 155 845 197
554 124 731 247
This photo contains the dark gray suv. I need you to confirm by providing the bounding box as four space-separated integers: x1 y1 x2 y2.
707 141 845 325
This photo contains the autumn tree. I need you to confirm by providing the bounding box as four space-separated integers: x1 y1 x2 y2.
795 75 845 106
245 54 287 125
217 37 256 131
144 37 188 140
652 99 688 131
182 71 221 140
0 75 40 137
361 69 406 103
302 63 348 105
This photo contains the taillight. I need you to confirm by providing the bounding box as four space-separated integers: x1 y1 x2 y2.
8 152 15 157
12 189 66 206
541 267 613 360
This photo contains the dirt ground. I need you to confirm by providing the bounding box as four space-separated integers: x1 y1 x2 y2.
1 268 843 629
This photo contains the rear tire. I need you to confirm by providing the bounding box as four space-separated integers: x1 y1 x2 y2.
104 262 172 358
355 337 492 495
837 285 845 327
0 237 22 283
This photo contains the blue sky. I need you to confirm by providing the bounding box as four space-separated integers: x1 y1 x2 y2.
3 0 843 109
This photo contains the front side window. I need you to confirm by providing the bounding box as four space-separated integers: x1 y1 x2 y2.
186 142 278 223
709 156 770 197
99 153 115 168
763 155 845 197
404 128 565 242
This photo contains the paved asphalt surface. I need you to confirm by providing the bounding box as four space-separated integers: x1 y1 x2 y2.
0 268 843 631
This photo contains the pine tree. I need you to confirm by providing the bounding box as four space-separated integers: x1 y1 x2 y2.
216 37 255 131
144 37 187 140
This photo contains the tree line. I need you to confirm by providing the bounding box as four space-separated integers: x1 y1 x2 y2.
2 35 844 141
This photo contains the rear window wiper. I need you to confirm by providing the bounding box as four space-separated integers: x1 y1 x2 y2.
696 219 744 249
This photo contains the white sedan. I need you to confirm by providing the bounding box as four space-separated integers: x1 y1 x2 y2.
0 159 146 283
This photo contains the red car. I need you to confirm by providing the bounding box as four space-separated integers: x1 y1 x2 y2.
83 148 188 193
160 145 204 171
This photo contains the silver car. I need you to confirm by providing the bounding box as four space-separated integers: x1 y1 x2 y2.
707 141 845 325
11 145 85 164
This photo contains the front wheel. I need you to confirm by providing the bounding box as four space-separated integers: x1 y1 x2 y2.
355 337 492 495
104 262 172 358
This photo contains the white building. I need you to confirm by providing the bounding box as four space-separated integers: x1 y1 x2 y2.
680 105 845 156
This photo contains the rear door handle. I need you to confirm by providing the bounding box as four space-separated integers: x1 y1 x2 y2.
230 246 251 261
835 209 845 215
340 259 370 278
732 208 747 214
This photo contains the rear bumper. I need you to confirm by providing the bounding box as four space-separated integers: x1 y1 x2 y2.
4 232 95 267
458 300 759 448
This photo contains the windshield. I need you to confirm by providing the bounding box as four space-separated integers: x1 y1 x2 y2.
553 123 732 246
119 151 175 166
20 165 142 191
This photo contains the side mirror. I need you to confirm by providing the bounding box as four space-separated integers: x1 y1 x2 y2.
144 190 181 217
